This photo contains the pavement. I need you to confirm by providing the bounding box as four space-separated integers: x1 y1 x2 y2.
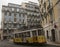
47 41 60 46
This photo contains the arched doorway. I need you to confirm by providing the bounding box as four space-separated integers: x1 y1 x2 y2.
51 29 55 41
46 30 49 39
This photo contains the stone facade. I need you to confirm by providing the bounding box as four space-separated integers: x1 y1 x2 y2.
38 0 60 43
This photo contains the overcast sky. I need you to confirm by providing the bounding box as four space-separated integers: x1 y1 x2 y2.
0 0 39 28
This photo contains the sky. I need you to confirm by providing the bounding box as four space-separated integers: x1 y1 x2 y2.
0 0 39 28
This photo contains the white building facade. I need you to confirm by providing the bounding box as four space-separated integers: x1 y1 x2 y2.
2 1 41 40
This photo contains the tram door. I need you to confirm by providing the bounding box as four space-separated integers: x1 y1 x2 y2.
32 30 37 42
51 29 55 41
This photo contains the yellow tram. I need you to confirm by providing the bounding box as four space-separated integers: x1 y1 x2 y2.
13 28 46 44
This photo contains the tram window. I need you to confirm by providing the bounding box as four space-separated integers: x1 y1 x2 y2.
15 34 19 38
23 32 26 37
41 29 44 35
26 32 30 37
38 29 44 35
38 30 42 35
32 31 37 36
21 33 23 37
19 33 22 37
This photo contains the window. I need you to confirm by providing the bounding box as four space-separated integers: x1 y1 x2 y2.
9 12 11 16
26 32 30 37
14 18 17 22
4 25 7 29
8 23 11 28
23 19 24 22
3 30 7 33
14 13 16 18
38 30 42 35
17 8 19 12
39 5 41 8
19 19 21 21
5 12 7 15
14 24 17 28
22 19 24 24
41 0 43 3
22 32 26 37
35 7 39 9
21 14 23 17
9 18 11 22
44 2 46 8
32 31 37 36
16 13 19 17
5 8 8 11
12 8 14 11
7 12 9 16
46 16 47 23
38 29 44 35
19 33 22 37
21 9 24 12
11 13 14 16
49 8 53 15
19 13 21 17
23 14 25 17
9 30 11 33
15 34 19 38
47 5 49 10
47 30 49 39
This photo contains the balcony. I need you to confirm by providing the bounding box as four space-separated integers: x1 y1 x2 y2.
13 28 17 29
4 21 13 24
37 19 40 21
27 17 31 20
13 22 17 24
9 28 12 30
8 21 12 23
26 7 34 11
3 33 8 36
4 21 7 23
3 27 7 30
3 27 13 30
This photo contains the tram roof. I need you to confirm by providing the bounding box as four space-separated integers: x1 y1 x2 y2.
13 28 43 34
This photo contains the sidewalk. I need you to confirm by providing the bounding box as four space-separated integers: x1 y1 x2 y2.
47 41 60 46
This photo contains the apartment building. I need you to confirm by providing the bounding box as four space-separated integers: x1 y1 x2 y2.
2 4 27 40
22 1 41 28
51 0 60 43
2 1 41 40
38 0 60 43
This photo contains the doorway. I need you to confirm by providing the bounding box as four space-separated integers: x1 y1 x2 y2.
47 30 49 39
51 29 55 41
